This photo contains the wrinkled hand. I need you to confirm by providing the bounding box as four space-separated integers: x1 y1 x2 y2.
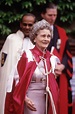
54 64 65 77
25 96 37 111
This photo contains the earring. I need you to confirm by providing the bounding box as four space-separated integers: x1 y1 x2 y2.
34 39 36 43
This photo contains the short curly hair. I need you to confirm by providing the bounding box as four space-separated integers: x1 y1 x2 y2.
29 19 53 44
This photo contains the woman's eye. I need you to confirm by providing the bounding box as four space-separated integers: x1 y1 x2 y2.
47 35 51 38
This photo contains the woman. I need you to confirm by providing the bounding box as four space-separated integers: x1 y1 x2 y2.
5 19 61 114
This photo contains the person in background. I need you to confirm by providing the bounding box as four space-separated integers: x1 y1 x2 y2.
5 19 62 114
0 13 36 114
41 2 73 114
73 98 75 114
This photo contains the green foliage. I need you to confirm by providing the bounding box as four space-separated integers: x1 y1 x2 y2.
0 24 11 35
33 0 46 5
0 0 75 37
58 2 75 23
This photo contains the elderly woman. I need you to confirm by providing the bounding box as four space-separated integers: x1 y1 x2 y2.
5 19 61 114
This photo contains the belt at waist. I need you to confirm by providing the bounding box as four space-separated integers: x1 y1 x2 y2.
31 78 46 83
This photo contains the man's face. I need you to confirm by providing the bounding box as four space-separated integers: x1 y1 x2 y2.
20 16 35 37
41 8 57 25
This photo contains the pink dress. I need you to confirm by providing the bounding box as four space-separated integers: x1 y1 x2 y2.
24 60 46 114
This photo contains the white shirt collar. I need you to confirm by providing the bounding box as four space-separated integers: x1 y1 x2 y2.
16 30 24 39
50 25 53 30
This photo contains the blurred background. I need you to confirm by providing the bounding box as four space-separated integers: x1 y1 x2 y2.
0 0 75 99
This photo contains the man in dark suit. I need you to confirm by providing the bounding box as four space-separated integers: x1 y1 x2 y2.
41 2 73 114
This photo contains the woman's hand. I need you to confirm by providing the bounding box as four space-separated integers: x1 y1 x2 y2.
54 64 65 77
25 96 37 111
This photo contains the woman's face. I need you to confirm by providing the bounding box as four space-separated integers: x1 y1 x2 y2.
34 29 51 51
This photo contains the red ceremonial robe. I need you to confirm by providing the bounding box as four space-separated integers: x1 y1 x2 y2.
5 46 60 114
55 25 73 114
72 98 75 114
